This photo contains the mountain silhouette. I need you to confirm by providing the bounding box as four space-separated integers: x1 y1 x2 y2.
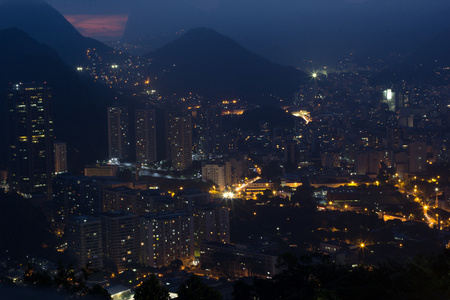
0 28 111 171
0 0 111 65
370 24 450 86
123 0 207 50
410 26 450 67
146 27 307 103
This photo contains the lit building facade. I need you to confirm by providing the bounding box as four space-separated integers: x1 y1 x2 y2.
168 113 192 170
135 108 157 164
196 107 223 156
202 157 246 191
176 188 212 212
140 211 195 268
54 141 67 174
193 205 230 252
200 241 279 278
7 83 54 198
101 211 139 272
214 206 230 244
52 174 104 235
66 216 103 269
107 106 130 161
84 164 119 177
193 207 216 252
355 148 390 176
202 163 227 191
102 186 173 215
408 140 427 174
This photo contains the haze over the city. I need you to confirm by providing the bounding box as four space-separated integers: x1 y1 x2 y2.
39 0 450 66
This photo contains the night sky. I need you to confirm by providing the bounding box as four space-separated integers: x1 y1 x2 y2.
40 0 450 41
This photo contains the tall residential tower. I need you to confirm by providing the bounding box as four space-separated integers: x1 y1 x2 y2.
135 108 157 164
107 106 130 161
8 83 54 198
168 112 192 170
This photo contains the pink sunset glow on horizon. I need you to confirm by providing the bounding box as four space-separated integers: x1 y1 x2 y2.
64 14 129 40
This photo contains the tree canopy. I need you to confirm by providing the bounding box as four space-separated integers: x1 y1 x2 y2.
232 251 450 300
134 274 169 300
177 275 222 300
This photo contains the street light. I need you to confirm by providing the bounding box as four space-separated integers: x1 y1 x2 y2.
359 242 366 263
310 72 319 99
223 192 235 199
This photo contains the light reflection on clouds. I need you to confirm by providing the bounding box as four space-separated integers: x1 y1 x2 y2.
64 15 128 39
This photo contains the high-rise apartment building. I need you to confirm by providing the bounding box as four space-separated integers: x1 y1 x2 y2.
202 157 246 191
53 174 104 234
215 206 230 244
168 113 192 170
102 211 139 272
193 207 216 251
193 205 230 252
102 186 174 215
176 188 212 212
140 211 194 268
66 216 103 269
196 107 223 156
202 163 227 191
7 83 54 198
54 141 67 174
408 140 427 174
135 109 157 164
355 148 390 175
107 106 130 161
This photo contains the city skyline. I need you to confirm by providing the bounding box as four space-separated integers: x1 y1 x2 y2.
1 0 450 299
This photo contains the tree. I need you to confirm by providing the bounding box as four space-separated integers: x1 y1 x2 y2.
134 274 169 300
276 252 298 273
169 259 183 272
210 251 235 277
261 160 283 179
23 264 53 288
54 263 86 295
177 275 222 300
291 185 316 211
232 280 253 300
87 284 112 300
